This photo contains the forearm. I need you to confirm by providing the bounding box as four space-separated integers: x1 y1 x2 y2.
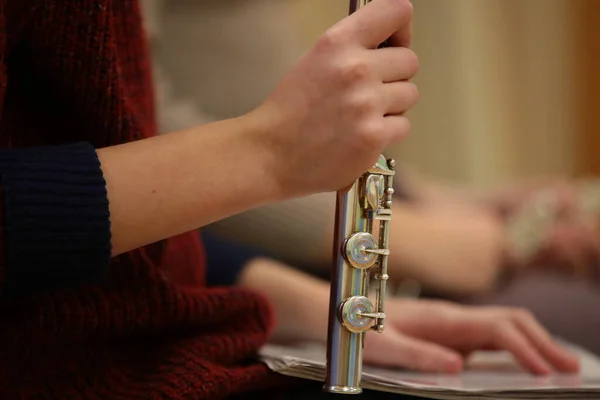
237 257 330 344
392 171 500 294
388 202 504 296
99 112 283 256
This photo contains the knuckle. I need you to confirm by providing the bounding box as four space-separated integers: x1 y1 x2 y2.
385 0 414 16
347 91 379 114
406 1 414 19
317 28 345 52
387 0 414 28
340 59 373 83
400 0 415 17
399 0 414 24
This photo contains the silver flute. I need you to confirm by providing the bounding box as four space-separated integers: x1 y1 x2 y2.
323 1 395 394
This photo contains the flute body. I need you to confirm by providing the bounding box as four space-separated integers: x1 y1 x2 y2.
323 1 395 394
324 153 396 395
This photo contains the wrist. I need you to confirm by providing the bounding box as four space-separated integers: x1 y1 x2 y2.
236 107 293 203
96 110 296 256
200 111 289 206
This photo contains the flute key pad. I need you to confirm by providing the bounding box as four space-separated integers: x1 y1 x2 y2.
343 232 379 270
339 295 375 333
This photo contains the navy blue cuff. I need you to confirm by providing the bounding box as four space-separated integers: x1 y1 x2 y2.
201 231 268 287
0 142 111 297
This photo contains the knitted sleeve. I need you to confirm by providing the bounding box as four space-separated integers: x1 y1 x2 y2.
0 142 111 297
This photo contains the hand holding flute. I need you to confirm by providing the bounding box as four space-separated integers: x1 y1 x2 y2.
242 2 416 392
258 0 417 199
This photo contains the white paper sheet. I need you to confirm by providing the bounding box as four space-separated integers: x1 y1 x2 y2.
259 341 600 399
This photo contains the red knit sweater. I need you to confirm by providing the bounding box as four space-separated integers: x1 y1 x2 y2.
0 1 294 398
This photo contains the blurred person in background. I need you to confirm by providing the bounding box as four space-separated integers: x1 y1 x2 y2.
147 0 600 356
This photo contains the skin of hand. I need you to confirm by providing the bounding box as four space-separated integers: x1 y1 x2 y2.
236 257 580 375
363 298 580 375
394 174 600 287
99 0 418 256
258 0 419 198
387 201 507 297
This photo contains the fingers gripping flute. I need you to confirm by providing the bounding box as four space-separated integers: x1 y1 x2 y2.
324 3 395 393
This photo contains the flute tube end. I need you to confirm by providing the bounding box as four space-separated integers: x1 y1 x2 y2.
323 385 363 395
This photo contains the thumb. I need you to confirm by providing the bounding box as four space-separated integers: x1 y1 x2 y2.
365 331 464 373
343 0 413 48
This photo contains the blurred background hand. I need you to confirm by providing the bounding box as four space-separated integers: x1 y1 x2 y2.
363 298 580 375
483 180 600 278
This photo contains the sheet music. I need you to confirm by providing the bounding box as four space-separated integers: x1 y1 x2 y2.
259 341 600 399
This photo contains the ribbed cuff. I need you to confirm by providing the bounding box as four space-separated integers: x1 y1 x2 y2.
0 142 111 297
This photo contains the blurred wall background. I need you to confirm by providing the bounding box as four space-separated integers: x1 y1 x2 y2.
575 0 600 178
